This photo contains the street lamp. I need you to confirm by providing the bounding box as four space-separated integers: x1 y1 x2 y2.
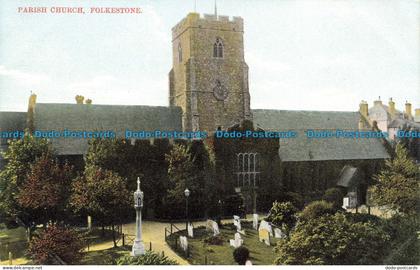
184 188 190 233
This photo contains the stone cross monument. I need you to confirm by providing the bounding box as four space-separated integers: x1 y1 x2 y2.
132 177 145 256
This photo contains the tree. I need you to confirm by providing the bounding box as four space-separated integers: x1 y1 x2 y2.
117 251 178 265
28 224 85 264
0 134 52 236
165 143 208 219
17 154 74 227
266 201 298 234
70 166 131 247
274 212 390 265
298 200 336 222
370 143 420 216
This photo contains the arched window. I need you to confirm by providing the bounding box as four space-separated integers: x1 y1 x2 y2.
178 43 182 62
213 38 223 58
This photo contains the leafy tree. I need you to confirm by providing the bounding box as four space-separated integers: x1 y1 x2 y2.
370 143 420 216
17 154 74 227
0 134 52 235
70 166 131 247
28 224 85 264
266 201 298 234
298 200 336 222
275 212 390 265
382 214 420 265
165 143 208 219
117 251 178 265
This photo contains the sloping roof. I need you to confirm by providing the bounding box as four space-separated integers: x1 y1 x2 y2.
0 111 27 131
33 103 183 155
389 118 420 129
0 111 27 168
336 165 361 187
252 109 390 162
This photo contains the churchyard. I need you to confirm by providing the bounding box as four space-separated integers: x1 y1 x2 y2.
167 220 277 265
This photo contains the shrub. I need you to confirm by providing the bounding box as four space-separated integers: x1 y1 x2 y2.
266 201 298 231
117 251 178 265
233 246 250 265
203 235 225 245
322 187 345 209
299 200 335 222
28 225 85 264
275 212 390 265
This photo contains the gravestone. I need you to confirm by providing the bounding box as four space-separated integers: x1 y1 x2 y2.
230 232 244 248
187 222 194 238
259 229 270 246
179 236 188 252
258 220 273 237
253 214 259 230
206 219 220 236
274 227 286 239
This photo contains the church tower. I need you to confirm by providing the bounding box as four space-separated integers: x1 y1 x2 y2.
169 12 252 132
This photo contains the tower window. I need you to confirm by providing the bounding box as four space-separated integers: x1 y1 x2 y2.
178 43 182 62
213 38 224 58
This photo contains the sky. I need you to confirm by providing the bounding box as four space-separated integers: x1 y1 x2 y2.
0 0 419 112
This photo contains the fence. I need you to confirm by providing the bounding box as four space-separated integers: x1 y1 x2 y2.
164 223 190 258
84 226 153 253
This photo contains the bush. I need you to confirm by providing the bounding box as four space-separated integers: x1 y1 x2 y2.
322 187 345 209
117 251 178 265
233 246 250 265
266 201 298 231
203 235 225 245
28 225 85 264
275 212 390 265
382 215 420 265
299 200 336 222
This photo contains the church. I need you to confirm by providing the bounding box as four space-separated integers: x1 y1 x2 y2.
1 12 419 208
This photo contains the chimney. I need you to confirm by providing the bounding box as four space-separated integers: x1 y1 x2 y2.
374 96 382 106
27 93 37 133
388 98 395 117
358 118 365 130
359 100 368 117
405 101 412 119
415 108 420 123
75 95 84 104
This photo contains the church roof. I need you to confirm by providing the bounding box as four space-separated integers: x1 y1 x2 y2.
33 103 183 155
0 111 27 167
252 109 391 162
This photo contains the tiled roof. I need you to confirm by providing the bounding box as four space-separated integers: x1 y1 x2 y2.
33 103 183 155
252 109 390 162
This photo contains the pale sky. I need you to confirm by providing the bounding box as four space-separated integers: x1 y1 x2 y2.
0 0 419 112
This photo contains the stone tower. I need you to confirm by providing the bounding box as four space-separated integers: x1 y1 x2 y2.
169 13 252 132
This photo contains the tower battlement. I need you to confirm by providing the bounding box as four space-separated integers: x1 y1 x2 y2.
172 12 243 40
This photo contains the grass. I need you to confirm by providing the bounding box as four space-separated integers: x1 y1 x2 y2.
0 226 30 265
0 226 120 265
169 222 277 265
81 246 130 265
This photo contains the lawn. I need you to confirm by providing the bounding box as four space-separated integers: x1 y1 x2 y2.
0 226 30 265
169 222 277 265
0 226 124 265
81 246 130 265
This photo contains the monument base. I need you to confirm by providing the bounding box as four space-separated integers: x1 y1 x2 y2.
131 240 145 256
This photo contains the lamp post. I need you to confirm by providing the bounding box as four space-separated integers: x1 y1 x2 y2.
132 177 145 256
184 188 190 233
